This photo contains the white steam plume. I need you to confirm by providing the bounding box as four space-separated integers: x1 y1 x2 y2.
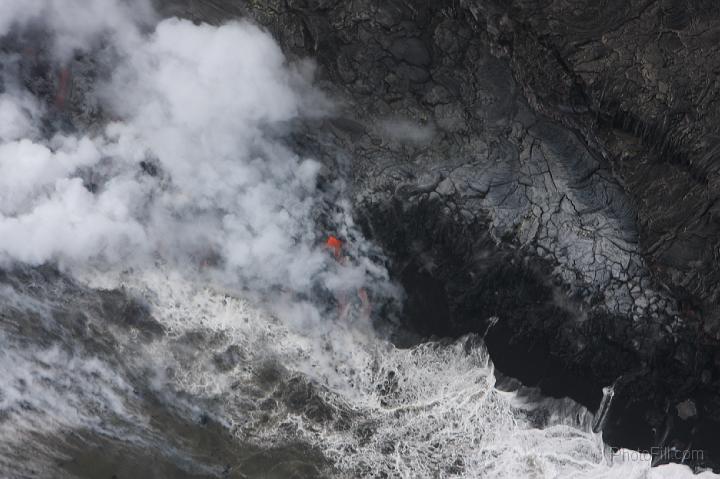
0 1 394 309
0 0 155 59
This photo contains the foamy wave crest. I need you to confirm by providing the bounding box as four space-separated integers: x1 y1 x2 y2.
89 271 715 478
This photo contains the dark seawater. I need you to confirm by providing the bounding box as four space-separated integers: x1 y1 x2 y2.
0 266 713 478
0 267 329 478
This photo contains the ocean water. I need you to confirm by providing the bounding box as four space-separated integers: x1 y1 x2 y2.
0 267 714 478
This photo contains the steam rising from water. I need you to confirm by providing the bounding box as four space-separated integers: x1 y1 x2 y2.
0 1 716 478
0 1 389 308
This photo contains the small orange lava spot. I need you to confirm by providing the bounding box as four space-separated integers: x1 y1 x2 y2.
326 235 343 260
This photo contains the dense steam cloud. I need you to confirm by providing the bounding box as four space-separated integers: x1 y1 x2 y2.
0 0 392 307
0 0 155 58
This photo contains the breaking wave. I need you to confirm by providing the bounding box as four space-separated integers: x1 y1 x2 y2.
0 267 713 477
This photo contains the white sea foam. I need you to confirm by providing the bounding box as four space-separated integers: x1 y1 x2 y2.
86 270 716 479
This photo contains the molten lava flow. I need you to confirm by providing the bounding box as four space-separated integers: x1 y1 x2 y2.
55 67 71 108
326 235 343 260
325 235 371 320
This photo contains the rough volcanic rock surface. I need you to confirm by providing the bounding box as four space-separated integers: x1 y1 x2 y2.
481 0 720 325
